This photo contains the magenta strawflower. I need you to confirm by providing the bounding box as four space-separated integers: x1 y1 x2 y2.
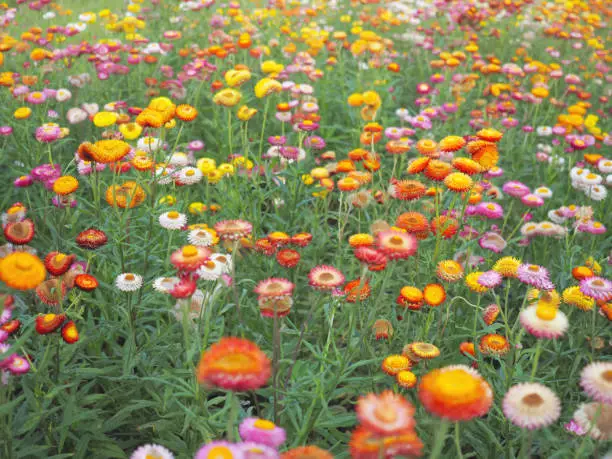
238 418 286 448
502 181 530 198
579 276 612 301
517 264 555 291
195 441 245 459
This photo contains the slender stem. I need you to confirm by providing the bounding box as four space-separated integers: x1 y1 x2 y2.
530 340 542 381
272 311 281 424
430 420 450 459
226 391 239 441
454 422 464 459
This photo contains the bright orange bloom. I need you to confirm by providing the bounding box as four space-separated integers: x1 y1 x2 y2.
196 337 271 391
418 365 493 421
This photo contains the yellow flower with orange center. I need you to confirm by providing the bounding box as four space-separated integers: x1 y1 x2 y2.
381 355 411 376
52 176 79 195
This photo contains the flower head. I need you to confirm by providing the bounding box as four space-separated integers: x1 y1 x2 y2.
503 383 561 430
196 337 271 391
418 365 493 421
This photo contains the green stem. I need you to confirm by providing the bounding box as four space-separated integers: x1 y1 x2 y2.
454 422 464 459
430 420 450 459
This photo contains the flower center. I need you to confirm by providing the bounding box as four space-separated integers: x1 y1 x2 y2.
186 169 195 177
602 370 612 383
319 272 334 282
522 393 544 407
433 370 480 399
15 258 33 270
528 265 540 272
206 446 233 459
167 211 179 219
125 274 135 281
253 419 275 430
536 304 557 321
592 279 604 287
374 403 398 423
389 236 403 246
43 314 57 324
182 245 198 257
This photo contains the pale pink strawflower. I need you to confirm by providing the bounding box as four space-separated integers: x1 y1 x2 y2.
130 444 174 459
573 402 612 440
519 305 568 339
502 383 561 430
580 361 612 404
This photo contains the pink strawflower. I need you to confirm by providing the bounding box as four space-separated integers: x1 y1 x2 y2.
239 418 286 448
579 276 612 302
517 264 554 291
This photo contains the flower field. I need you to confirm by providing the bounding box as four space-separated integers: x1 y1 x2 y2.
0 0 611 457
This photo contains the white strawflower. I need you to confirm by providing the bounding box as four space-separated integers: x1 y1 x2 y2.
115 273 143 292
159 211 186 230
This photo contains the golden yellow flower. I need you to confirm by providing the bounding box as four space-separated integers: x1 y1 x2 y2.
53 176 79 195
213 88 242 107
254 78 282 98
14 107 32 119
0 252 46 290
92 111 118 127
237 105 257 121
119 122 142 140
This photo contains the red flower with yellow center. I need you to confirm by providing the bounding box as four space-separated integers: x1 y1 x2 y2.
74 274 98 292
1 319 20 334
479 334 510 357
290 232 312 247
76 228 108 249
276 249 300 268
44 251 75 276
35 313 66 334
196 337 271 391
61 320 79 344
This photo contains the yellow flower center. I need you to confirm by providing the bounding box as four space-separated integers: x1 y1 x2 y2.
182 245 198 257
168 211 179 219
253 419 275 430
207 446 234 459
528 265 540 272
55 253 66 263
432 369 479 399
210 353 257 373
43 314 57 324
186 169 195 177
125 274 135 281
536 304 557 321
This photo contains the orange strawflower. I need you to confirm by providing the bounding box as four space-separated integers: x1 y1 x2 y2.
418 365 493 421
